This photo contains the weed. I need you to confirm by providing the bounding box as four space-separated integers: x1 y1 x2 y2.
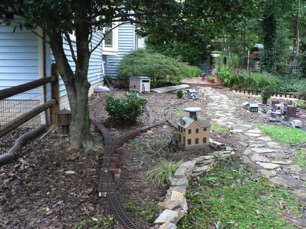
179 162 302 229
76 215 114 229
211 122 230 133
295 100 306 109
147 159 182 184
291 149 306 167
256 123 306 146
124 200 158 223
174 107 185 119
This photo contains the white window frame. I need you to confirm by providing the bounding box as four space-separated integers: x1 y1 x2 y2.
69 30 76 42
102 22 118 55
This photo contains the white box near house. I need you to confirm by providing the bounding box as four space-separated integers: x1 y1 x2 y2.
129 76 150 93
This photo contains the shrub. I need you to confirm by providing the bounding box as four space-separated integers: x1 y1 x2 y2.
227 70 281 90
261 87 271 99
176 89 184 98
105 92 147 124
117 49 201 87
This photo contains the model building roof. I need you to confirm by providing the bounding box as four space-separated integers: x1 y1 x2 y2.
178 117 210 128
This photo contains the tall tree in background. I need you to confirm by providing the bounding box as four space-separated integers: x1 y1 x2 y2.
260 0 277 73
0 0 182 150
143 0 260 66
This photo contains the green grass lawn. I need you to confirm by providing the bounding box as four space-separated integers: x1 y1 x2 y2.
178 161 302 229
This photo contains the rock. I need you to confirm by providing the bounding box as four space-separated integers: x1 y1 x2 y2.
256 162 280 170
169 177 188 186
258 169 277 178
159 222 177 229
154 209 178 224
157 201 181 210
251 148 278 154
250 153 270 162
269 175 305 188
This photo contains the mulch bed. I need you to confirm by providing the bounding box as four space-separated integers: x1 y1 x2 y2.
1 86 305 228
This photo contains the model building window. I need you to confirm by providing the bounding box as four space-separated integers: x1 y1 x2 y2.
196 128 199 133
188 139 191 145
203 137 207 143
195 138 199 144
188 129 191 134
203 128 207 131
183 137 185 143
179 134 181 142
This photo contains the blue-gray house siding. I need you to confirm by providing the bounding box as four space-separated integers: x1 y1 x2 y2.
0 25 39 89
0 22 104 99
104 23 136 78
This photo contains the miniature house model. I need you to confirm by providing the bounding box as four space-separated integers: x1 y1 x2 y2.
176 116 211 150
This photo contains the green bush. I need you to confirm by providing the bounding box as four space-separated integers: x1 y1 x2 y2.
176 89 184 98
117 49 201 87
227 70 281 91
105 92 147 124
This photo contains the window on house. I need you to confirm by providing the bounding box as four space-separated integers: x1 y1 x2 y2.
102 22 118 55
183 137 185 143
203 128 207 131
195 138 199 144
188 129 191 134
188 139 191 145
203 137 207 143
178 134 181 142
69 30 76 42
196 128 199 134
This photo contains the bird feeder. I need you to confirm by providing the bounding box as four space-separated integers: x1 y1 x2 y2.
56 108 71 134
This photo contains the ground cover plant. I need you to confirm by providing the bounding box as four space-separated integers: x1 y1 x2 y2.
291 150 306 168
178 161 302 229
146 159 182 184
256 124 306 146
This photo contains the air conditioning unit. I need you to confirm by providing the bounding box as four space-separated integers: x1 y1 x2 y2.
129 76 151 93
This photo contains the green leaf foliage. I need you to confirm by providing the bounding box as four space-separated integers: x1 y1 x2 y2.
257 123 306 146
105 91 147 124
146 159 182 184
117 49 201 87
179 161 302 229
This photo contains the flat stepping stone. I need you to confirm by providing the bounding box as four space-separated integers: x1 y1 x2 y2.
251 153 270 162
256 162 280 169
258 169 277 178
251 148 278 153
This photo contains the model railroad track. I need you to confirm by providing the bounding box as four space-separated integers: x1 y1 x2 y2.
90 98 177 228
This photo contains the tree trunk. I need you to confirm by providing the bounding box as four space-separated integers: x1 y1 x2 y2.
66 76 92 149
47 14 95 150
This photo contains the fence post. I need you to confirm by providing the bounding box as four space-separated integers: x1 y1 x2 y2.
51 64 60 125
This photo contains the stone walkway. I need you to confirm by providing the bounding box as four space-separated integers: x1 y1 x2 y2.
201 86 306 227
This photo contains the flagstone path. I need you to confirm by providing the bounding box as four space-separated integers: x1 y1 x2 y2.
201 86 306 227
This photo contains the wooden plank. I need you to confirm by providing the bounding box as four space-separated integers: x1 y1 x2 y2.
151 84 190 93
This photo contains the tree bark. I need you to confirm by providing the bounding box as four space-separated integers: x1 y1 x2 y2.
47 16 95 150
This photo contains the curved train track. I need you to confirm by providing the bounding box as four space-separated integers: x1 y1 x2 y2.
90 96 177 228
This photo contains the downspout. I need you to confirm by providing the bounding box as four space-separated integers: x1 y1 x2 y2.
0 125 47 166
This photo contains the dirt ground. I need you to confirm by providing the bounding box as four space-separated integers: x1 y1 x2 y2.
0 86 304 228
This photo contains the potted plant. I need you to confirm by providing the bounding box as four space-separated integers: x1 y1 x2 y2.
206 75 215 83
261 87 271 104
